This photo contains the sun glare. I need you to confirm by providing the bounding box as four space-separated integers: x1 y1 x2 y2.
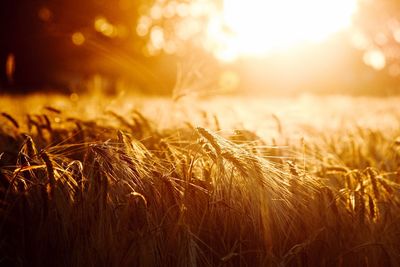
209 0 358 61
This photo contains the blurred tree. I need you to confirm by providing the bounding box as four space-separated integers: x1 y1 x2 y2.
352 0 400 75
2 0 400 95
0 0 177 93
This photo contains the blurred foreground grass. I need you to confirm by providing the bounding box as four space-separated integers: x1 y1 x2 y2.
1 93 400 266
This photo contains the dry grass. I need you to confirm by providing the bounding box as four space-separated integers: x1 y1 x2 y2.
1 94 400 266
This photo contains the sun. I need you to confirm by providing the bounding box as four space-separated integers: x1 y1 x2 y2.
207 0 358 61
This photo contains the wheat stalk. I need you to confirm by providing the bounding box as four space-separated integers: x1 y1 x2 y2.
41 151 55 199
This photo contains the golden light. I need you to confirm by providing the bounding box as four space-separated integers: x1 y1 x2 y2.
208 0 358 61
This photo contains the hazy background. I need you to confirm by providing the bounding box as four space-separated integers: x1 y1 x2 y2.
1 0 400 96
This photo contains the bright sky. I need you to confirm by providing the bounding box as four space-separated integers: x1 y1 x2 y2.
207 0 358 61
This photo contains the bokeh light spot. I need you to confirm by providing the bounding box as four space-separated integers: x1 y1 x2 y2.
71 32 85 46
38 7 52 22
363 49 386 70
136 16 152 37
150 5 163 20
393 28 400 43
6 53 15 83
94 16 117 37
69 93 79 102
351 31 370 50
150 26 165 49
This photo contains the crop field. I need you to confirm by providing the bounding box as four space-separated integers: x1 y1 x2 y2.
1 94 400 266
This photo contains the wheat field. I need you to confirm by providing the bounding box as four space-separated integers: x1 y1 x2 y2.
1 93 400 266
